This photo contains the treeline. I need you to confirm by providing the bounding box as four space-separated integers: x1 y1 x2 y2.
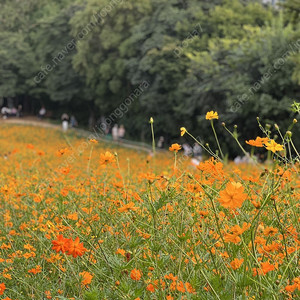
0 0 299 154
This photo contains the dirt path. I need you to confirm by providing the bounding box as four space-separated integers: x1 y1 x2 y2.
0 117 154 153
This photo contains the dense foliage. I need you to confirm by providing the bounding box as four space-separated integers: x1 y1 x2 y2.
0 0 299 153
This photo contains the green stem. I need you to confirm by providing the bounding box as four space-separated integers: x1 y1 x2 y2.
86 145 93 174
150 121 155 157
211 120 224 159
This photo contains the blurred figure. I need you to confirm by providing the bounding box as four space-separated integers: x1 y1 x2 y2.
157 136 165 149
193 143 202 159
70 115 78 128
11 107 17 116
182 143 193 156
234 155 252 164
1 107 10 119
1 107 17 118
61 113 69 132
17 105 23 117
118 124 125 141
191 157 201 167
112 124 118 141
38 106 46 119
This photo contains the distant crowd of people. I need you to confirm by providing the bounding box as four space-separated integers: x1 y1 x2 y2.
60 113 78 132
0 105 268 164
112 124 126 141
37 106 128 139
37 106 78 132
1 105 23 119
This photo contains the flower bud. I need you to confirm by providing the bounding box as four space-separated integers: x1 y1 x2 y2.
286 131 292 138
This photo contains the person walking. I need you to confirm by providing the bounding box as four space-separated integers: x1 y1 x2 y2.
38 106 46 119
157 136 165 149
61 113 69 132
70 115 78 128
118 124 125 141
112 124 118 141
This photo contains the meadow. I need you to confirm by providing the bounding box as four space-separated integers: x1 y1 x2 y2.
0 113 299 300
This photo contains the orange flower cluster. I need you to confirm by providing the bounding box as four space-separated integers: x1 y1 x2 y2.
246 137 284 153
285 277 300 293
52 235 87 258
0 283 5 296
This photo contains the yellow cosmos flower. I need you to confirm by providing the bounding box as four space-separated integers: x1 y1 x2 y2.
180 127 187 136
206 111 219 120
265 139 284 153
89 139 98 144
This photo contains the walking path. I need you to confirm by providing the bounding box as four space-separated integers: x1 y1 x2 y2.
0 117 155 153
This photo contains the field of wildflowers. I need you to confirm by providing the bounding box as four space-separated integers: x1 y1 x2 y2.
0 109 299 300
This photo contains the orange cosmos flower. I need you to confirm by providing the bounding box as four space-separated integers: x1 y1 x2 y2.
130 268 142 281
118 202 138 213
66 237 87 258
206 111 218 120
218 181 247 209
146 283 156 292
56 148 69 156
185 282 196 294
79 271 93 286
177 281 186 292
285 284 297 292
169 143 182 153
285 278 300 292
52 235 69 253
265 139 284 153
45 291 51 299
260 261 275 275
246 137 269 147
165 273 178 282
224 233 241 244
116 248 126 257
100 151 115 165
0 283 5 295
230 258 244 270
263 226 278 236
28 265 42 274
